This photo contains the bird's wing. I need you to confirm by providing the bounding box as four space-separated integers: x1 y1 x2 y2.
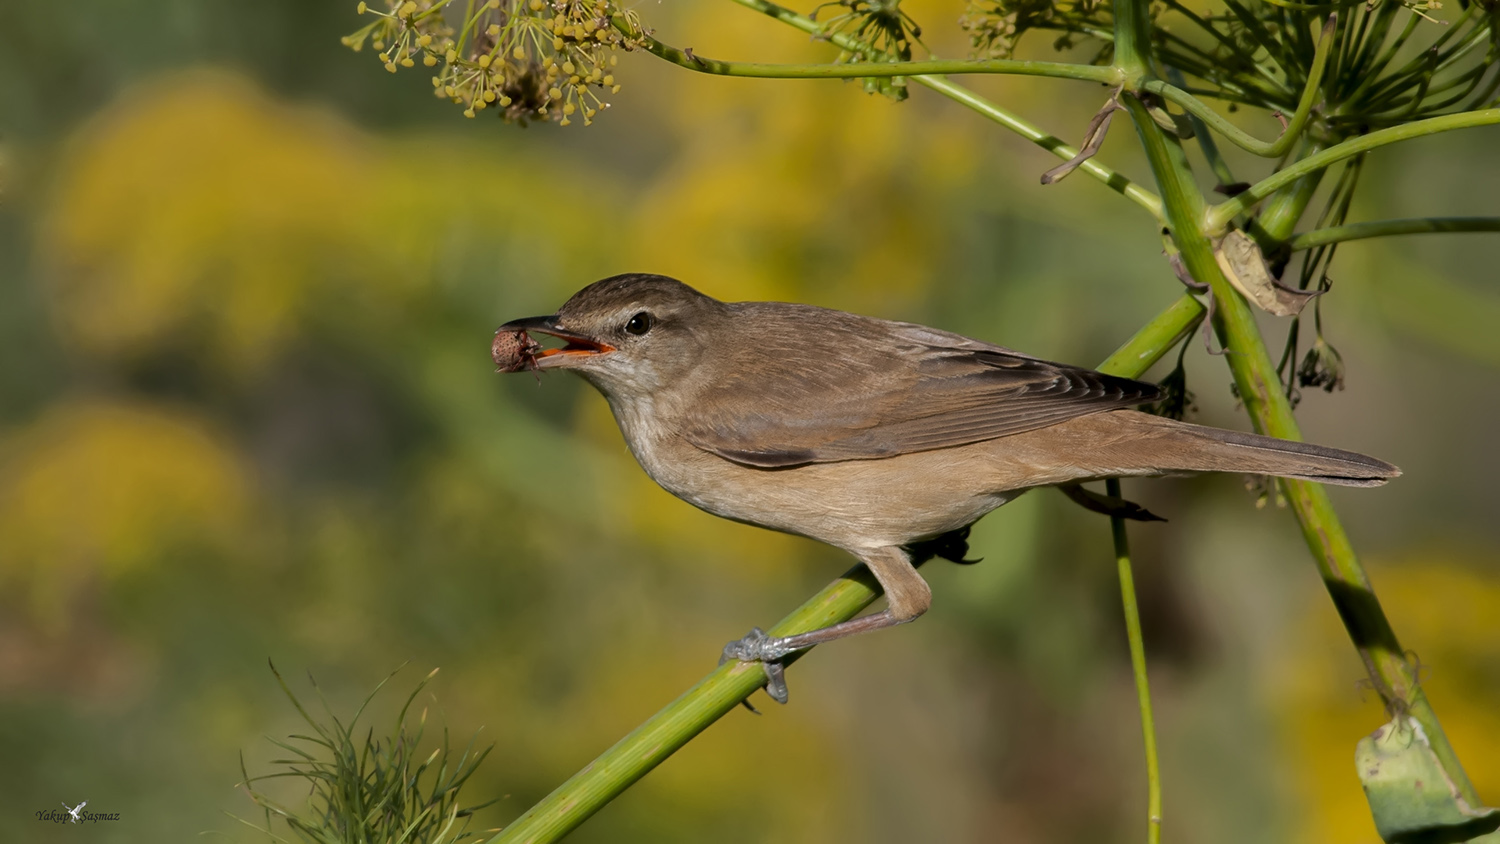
682 316 1162 468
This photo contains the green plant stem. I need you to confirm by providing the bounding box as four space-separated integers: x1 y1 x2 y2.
915 76 1163 220
1160 0 1288 92
1248 140 1327 245
635 9 1320 161
636 33 1120 84
488 564 884 844
719 0 1170 219
1342 10 1422 108
1288 216 1500 250
1141 13 1334 158
1221 0 1294 80
485 292 1206 844
1098 294 1207 374
1109 9 1169 842
1124 73 1485 812
1208 108 1500 231
1112 0 1153 76
1171 67 1239 191
1105 478 1162 844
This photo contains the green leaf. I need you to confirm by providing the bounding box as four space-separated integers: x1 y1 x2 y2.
1357 717 1500 844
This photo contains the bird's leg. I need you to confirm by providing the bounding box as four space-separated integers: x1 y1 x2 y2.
722 546 930 704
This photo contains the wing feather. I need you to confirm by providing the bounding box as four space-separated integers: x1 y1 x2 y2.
680 306 1161 468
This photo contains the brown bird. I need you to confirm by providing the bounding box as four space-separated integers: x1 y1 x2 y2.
497 273 1397 702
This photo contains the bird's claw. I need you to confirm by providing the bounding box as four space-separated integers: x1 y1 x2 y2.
720 627 794 704
760 661 789 704
721 626 796 662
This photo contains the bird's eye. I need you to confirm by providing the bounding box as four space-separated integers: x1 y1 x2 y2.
624 311 653 336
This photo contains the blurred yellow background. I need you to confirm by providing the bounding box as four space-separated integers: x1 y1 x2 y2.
1 2 1496 842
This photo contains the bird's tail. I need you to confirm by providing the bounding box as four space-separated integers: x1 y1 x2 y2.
1077 410 1400 487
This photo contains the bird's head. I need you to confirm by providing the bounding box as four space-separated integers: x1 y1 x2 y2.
497 273 724 398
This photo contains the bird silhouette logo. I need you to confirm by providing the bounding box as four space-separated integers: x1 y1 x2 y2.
62 801 86 823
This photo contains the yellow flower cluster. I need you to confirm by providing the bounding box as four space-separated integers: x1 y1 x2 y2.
342 0 645 125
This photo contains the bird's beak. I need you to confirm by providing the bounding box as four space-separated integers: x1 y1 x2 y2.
497 315 615 369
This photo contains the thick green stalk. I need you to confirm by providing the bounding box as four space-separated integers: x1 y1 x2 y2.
1208 108 1500 231
1288 216 1500 250
1112 0 1153 76
1099 294 1207 375
486 293 1205 844
1248 140 1326 244
1123 81 1484 810
1106 479 1163 844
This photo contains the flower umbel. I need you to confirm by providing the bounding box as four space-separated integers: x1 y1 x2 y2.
343 0 647 125
812 0 926 100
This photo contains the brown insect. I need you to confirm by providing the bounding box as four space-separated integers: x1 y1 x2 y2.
492 329 543 377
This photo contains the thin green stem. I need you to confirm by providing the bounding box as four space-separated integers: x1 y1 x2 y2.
1344 1 1399 90
1380 63 1490 112
1220 0 1295 81
1161 0 1289 91
1207 108 1500 231
1153 28 1253 82
1327 0 1358 91
1355 5 1480 107
1141 14 1334 158
1466 70 1500 113
1287 216 1500 250
722 0 1167 220
1258 0 1351 11
1105 478 1162 844
1109 4 1167 839
636 33 1120 84
1182 93 1240 192
915 76 1163 219
1342 10 1421 107
1244 139 1326 247
1175 85 1261 108
485 292 1206 844
1155 53 1278 105
453 0 477 56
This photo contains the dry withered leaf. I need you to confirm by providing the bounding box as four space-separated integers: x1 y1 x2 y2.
1214 229 1321 317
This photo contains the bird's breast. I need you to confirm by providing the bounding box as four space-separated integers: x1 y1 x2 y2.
604 394 1018 550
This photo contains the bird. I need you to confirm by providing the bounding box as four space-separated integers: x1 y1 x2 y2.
496 273 1398 702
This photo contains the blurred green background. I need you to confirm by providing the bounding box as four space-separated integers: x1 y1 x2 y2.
2 2 1498 842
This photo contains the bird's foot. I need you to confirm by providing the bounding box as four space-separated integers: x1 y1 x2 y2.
904 525 982 566
720 627 798 704
1058 483 1167 522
